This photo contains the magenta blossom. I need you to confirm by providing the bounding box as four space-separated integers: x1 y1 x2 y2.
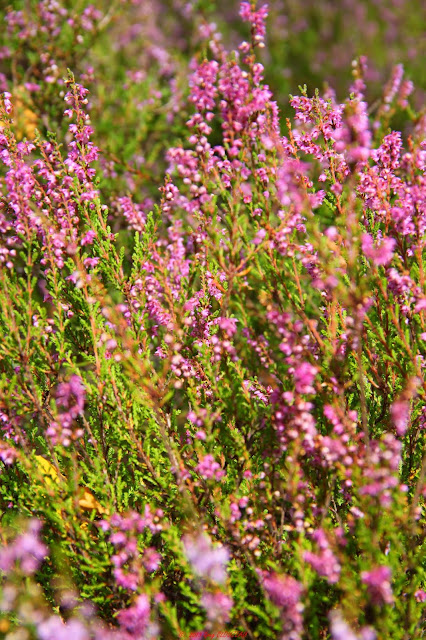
184 533 230 584
361 234 396 266
390 400 410 436
0 519 47 575
200 591 233 623
293 362 317 395
361 566 393 606
261 572 304 640
55 375 86 419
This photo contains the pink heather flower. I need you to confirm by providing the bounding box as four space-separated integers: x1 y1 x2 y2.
372 132 402 170
113 567 139 592
239 2 269 48
276 157 307 217
304 529 341 584
2 91 13 114
117 594 151 633
359 433 403 505
309 190 326 208
261 572 304 639
143 547 161 572
329 611 361 640
346 100 371 154
383 64 404 105
414 589 426 603
218 316 238 335
56 375 86 419
116 196 146 233
189 59 219 112
293 362 317 395
200 591 233 623
390 400 410 436
102 508 163 591
83 257 99 269
0 519 47 575
24 82 40 92
183 533 230 584
253 228 267 245
81 229 96 246
37 617 90 640
304 548 341 584
329 95 372 164
0 441 18 465
361 234 396 266
415 298 426 312
361 566 393 606
397 79 413 109
48 376 87 445
262 572 303 608
196 454 226 481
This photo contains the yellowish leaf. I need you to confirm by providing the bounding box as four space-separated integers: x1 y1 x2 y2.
34 454 61 488
0 86 38 140
78 488 109 515
34 455 108 516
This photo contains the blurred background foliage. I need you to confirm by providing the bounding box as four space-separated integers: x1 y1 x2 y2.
1 0 424 208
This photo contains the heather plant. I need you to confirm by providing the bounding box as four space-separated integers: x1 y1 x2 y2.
0 1 425 640
213 0 426 111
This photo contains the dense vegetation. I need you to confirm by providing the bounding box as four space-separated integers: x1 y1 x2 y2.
0 1 425 639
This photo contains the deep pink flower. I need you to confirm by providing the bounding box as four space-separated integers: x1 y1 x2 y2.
361 234 396 266
261 572 304 639
390 400 410 436
293 362 317 395
0 441 18 465
184 533 230 584
218 316 238 336
415 589 426 603
200 591 233 623
239 2 268 48
116 594 151 632
329 611 360 640
56 375 86 418
0 519 47 575
143 547 161 573
196 454 226 481
361 566 393 606
303 529 341 584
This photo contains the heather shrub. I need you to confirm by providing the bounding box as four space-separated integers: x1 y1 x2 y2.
0 2 425 640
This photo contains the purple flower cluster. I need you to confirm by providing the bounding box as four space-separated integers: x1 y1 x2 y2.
239 2 269 48
329 611 376 640
303 529 341 584
0 78 101 272
0 0 424 637
361 566 394 607
196 454 226 481
0 519 47 575
116 594 158 639
261 572 304 640
184 533 230 584
47 375 86 446
100 508 163 591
